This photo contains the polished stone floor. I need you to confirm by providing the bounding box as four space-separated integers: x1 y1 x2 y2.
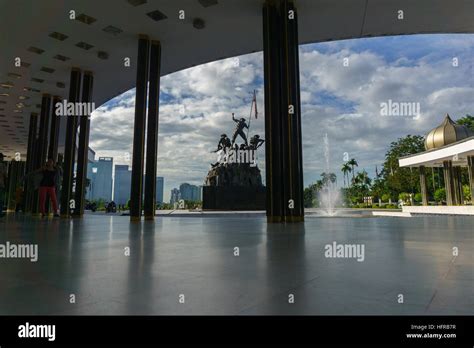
0 213 472 315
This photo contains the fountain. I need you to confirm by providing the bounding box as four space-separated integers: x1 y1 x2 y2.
317 134 341 216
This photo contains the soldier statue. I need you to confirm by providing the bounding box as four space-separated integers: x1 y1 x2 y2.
231 113 249 146
212 134 231 153
249 134 265 150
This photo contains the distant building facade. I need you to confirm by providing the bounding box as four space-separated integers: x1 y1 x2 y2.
88 157 113 201
85 147 96 201
114 164 131 205
156 177 164 204
179 183 200 201
170 188 180 204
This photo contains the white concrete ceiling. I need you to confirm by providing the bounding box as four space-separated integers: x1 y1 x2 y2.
1 0 474 158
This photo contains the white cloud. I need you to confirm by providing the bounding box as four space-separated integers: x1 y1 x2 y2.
89 34 474 202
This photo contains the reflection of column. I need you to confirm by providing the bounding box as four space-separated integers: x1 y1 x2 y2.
443 161 454 206
468 156 474 205
263 0 304 223
144 40 161 220
130 35 150 221
419 166 428 206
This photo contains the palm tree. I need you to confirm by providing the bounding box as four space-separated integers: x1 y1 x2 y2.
347 158 358 183
341 163 351 187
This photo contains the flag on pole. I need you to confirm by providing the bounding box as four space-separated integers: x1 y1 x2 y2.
253 90 258 119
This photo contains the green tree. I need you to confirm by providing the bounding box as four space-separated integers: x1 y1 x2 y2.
380 135 425 200
434 188 446 203
456 114 474 132
347 158 358 182
341 163 351 187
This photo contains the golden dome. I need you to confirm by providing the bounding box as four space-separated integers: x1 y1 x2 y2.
425 114 474 150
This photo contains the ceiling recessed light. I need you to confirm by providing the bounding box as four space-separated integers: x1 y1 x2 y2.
103 25 123 36
40 67 55 73
18 96 29 100
31 78 44 83
49 32 69 41
147 10 167 21
7 73 22 79
127 0 147 6
0 82 14 88
76 13 97 25
28 46 45 54
54 54 70 62
0 93 9 97
76 41 94 50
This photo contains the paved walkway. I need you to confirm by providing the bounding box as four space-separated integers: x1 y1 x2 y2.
0 213 472 315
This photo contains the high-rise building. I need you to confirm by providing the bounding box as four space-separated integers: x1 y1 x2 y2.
179 183 200 201
156 177 164 204
170 188 180 204
88 157 113 201
114 164 131 205
85 147 96 201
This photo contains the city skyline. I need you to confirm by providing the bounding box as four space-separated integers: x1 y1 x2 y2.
88 34 474 202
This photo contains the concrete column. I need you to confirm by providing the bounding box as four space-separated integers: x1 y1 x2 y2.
455 166 464 205
144 40 161 220
263 0 304 223
468 156 474 205
74 71 94 217
32 94 52 214
419 166 428 206
47 96 62 162
130 35 150 221
443 160 455 206
60 68 82 217
24 112 38 213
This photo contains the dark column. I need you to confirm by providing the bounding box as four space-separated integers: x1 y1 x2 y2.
48 96 62 162
468 156 474 205
419 166 428 206
60 68 82 217
454 166 464 205
263 0 304 223
32 94 52 214
74 71 94 217
144 40 161 220
24 112 38 213
6 160 25 211
443 160 454 206
130 35 150 221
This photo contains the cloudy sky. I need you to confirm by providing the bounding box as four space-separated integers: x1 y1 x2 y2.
89 34 474 202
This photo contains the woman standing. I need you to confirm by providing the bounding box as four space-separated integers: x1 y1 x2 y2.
38 159 60 218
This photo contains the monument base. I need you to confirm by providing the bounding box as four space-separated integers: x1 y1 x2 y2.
203 186 266 210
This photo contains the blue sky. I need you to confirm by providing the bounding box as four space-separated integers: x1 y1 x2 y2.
89 34 474 202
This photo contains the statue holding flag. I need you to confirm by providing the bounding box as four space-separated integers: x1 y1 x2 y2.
203 90 266 210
